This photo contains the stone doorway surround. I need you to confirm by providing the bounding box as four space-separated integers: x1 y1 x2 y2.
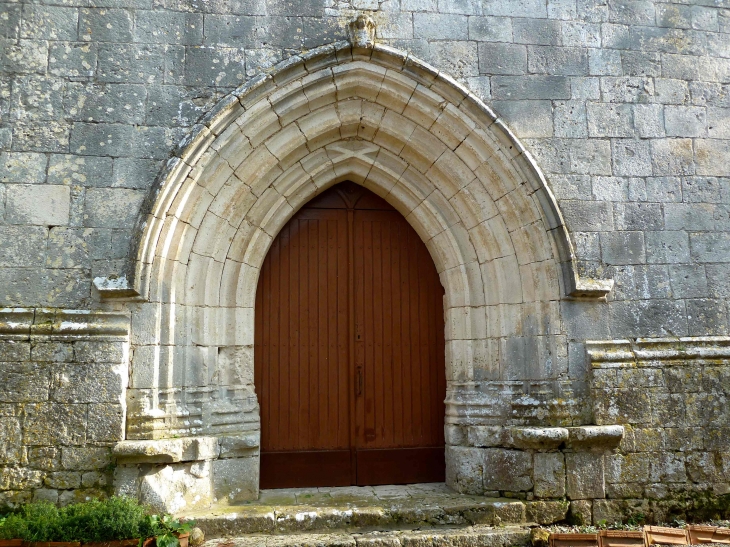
106 20 614 513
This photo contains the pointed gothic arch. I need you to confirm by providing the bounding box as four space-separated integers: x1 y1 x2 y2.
118 42 612 493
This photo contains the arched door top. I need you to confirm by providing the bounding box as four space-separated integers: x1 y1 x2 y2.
127 41 611 305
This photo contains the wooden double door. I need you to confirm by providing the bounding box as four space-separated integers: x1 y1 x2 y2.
254 182 446 488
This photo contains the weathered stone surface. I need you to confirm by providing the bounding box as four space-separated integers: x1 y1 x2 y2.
0 364 50 402
566 426 624 450
84 188 146 228
44 471 82 489
23 403 87 445
114 439 184 463
592 499 649 527
566 453 605 500
139 461 214 513
219 433 260 458
568 500 592 526
74 341 125 363
6 185 70 226
467 426 503 448
212 456 258 503
510 428 568 450
190 528 205 547
0 467 43 490
51 363 123 403
483 449 532 492
446 446 483 495
0 152 47 183
0 418 22 464
46 228 92 269
86 403 124 442
533 453 566 498
61 447 111 470
526 501 570 525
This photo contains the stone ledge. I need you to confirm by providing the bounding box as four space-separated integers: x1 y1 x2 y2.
566 276 615 300
467 425 623 451
565 425 624 450
509 427 568 450
114 433 260 464
0 308 130 339
587 337 730 367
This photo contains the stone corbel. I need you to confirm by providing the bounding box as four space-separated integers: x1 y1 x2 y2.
113 437 220 464
93 275 142 300
569 277 615 299
508 427 569 450
499 425 623 451
464 425 624 452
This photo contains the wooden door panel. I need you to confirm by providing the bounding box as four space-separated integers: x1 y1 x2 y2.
255 209 350 455
260 451 352 489
353 210 446 452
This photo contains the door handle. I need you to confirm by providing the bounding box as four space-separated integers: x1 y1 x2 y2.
356 366 363 396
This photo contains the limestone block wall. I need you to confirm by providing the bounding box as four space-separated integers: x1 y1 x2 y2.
446 337 730 525
445 422 625 524
0 0 729 517
1 0 728 423
590 337 730 524
0 310 129 507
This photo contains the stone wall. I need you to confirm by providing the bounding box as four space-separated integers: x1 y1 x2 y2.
590 337 730 524
2 0 728 399
0 307 261 512
1 0 729 518
446 337 730 525
0 309 129 507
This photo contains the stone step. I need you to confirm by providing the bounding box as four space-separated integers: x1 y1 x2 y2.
201 525 531 547
190 497 528 538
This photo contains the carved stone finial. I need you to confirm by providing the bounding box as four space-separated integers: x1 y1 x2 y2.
348 14 376 48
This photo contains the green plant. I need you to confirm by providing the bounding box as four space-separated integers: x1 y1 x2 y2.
627 513 646 527
139 515 195 547
0 501 63 542
0 498 194 546
61 497 147 542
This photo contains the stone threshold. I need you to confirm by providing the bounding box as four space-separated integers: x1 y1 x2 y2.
200 524 531 547
184 483 529 539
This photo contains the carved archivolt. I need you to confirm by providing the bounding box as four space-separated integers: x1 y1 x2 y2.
122 41 611 439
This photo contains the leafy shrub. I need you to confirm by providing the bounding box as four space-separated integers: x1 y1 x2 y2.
61 497 147 542
0 497 186 543
0 502 63 542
